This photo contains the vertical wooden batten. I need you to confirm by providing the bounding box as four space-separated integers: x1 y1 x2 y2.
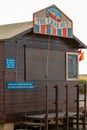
24 44 26 81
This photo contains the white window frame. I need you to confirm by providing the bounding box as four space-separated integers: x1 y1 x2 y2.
66 52 78 81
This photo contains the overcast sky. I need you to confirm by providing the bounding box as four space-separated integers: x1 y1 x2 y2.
0 0 87 74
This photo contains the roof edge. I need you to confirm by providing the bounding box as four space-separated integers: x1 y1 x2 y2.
73 35 87 48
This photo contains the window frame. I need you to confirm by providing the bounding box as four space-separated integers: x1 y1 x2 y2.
66 52 78 81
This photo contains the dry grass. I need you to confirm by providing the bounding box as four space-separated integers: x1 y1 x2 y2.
79 75 87 93
79 74 87 81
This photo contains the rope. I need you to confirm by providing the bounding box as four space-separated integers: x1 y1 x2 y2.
45 36 50 79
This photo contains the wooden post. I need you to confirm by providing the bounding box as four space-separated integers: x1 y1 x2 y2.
46 85 48 130
76 84 79 130
0 123 14 130
66 84 69 130
55 85 58 130
15 40 18 81
83 84 86 130
24 45 26 81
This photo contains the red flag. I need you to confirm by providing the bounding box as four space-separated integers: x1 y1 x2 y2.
79 52 84 61
78 49 82 55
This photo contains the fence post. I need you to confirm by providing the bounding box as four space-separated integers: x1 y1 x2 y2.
55 85 58 130
46 85 48 130
83 84 86 130
66 84 69 130
76 84 79 130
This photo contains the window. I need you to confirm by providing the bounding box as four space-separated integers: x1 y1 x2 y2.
66 52 78 80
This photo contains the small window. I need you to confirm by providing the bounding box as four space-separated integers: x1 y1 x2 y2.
66 52 78 80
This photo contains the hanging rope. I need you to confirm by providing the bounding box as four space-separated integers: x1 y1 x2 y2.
45 35 50 79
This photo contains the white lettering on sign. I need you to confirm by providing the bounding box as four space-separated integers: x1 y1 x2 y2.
34 18 71 29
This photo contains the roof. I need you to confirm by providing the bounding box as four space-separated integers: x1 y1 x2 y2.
59 35 87 48
0 21 86 48
0 21 33 40
73 35 87 48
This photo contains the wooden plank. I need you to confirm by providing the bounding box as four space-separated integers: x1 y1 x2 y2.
21 122 45 127
24 112 81 121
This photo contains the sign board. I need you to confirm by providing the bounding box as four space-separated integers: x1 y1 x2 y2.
33 5 73 38
6 58 16 69
6 82 35 90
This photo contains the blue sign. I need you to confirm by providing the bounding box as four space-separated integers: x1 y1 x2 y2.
6 82 35 90
6 58 16 69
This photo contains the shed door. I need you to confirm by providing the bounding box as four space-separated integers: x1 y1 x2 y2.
26 48 65 81
26 48 47 80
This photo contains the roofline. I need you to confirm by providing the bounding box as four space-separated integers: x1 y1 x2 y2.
73 35 87 48
10 27 33 40
0 21 33 41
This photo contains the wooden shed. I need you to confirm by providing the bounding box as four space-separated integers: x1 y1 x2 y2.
0 5 86 126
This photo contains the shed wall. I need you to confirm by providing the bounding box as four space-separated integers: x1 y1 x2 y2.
0 34 78 122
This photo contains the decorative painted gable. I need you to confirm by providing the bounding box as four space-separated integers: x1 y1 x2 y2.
33 5 73 38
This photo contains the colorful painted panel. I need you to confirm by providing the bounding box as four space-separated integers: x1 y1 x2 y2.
33 5 73 38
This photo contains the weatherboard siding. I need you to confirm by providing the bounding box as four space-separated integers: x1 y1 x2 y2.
0 33 78 122
0 42 4 114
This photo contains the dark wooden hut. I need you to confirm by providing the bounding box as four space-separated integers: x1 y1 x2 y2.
0 5 86 124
